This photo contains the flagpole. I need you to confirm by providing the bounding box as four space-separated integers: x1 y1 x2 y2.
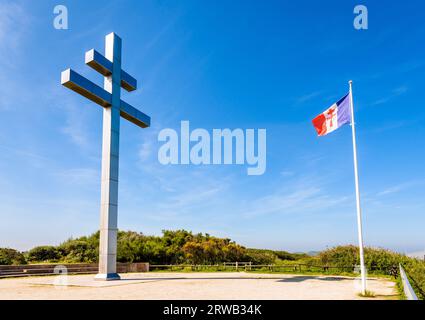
349 80 367 295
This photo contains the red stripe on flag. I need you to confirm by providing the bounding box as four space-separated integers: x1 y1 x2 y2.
312 113 327 136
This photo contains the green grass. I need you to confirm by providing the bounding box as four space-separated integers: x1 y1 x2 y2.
396 275 407 300
148 266 395 280
358 290 376 298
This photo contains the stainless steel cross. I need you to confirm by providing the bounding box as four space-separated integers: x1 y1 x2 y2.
61 33 150 280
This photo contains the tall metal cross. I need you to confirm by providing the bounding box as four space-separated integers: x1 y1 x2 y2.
61 33 150 280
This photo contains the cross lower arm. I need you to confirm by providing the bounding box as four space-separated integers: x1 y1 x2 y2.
61 68 150 128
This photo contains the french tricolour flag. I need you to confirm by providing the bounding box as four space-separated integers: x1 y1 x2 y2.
312 93 352 136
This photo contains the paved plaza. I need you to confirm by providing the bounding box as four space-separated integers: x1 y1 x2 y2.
0 272 397 300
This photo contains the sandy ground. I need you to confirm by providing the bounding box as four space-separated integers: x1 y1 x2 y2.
0 272 397 300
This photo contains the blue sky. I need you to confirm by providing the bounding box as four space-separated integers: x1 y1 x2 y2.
1 0 424 254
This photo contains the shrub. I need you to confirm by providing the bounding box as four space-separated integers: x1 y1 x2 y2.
0 248 26 265
318 245 405 274
318 245 358 268
244 249 277 264
117 231 144 263
26 246 60 263
58 240 97 263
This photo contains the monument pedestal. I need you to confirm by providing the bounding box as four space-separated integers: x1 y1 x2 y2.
94 273 121 281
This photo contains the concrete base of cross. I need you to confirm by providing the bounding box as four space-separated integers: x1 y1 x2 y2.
94 273 121 281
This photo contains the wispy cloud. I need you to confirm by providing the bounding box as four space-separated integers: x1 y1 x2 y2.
159 185 223 212
57 91 95 151
396 60 425 73
138 140 152 162
373 120 413 133
0 1 30 110
377 180 425 196
144 12 183 51
280 170 295 177
61 113 91 149
295 91 323 105
53 168 99 186
367 60 425 80
139 168 231 222
393 86 408 95
137 122 163 163
242 181 349 218
371 85 408 106
0 143 50 166
0 1 27 64
142 31 193 93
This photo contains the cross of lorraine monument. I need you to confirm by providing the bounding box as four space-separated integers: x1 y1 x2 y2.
61 33 150 280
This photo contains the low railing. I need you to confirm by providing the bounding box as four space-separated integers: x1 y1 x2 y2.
399 264 419 300
0 262 149 278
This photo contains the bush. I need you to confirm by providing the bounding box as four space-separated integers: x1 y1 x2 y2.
58 240 98 263
116 231 166 264
182 237 245 265
318 245 405 274
244 249 277 264
26 246 60 263
318 245 358 268
275 250 308 261
0 248 26 265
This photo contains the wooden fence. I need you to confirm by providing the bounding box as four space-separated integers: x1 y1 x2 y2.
149 263 347 273
149 263 398 275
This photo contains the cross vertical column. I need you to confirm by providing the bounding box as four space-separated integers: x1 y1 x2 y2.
95 33 122 280
61 32 150 280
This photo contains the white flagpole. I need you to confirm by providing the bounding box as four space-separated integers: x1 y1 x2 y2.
349 80 367 295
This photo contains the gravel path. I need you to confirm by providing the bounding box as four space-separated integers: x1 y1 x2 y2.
0 272 397 300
